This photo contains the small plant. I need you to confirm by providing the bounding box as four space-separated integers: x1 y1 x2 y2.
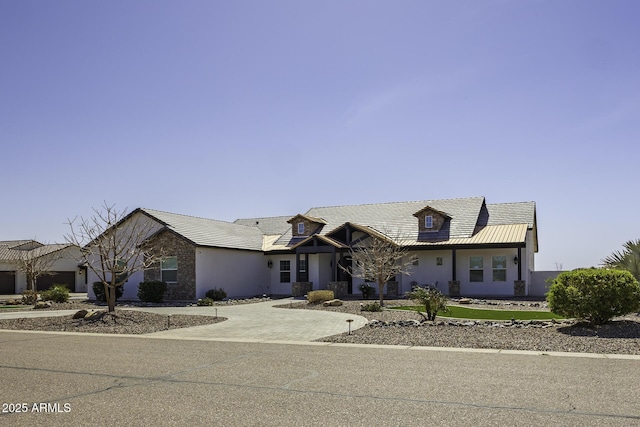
360 302 382 312
205 288 227 301
40 285 70 303
21 290 39 305
547 268 640 325
92 281 124 303
307 290 334 304
197 298 214 306
405 286 447 321
137 281 168 303
359 283 374 300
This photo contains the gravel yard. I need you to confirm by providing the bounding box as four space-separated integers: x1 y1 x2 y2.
288 299 640 355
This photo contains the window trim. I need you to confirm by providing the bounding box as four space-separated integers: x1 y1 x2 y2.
297 222 305 235
161 256 178 283
425 215 433 229
469 256 484 283
492 255 507 282
279 260 291 283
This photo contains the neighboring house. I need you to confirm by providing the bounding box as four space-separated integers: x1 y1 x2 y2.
85 196 538 300
0 240 85 294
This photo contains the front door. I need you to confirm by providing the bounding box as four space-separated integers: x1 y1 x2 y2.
338 256 353 294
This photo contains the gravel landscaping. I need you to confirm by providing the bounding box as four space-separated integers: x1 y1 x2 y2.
288 299 640 355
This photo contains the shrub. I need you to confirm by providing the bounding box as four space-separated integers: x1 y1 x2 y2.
92 282 124 303
197 298 215 306
359 283 374 299
137 281 167 303
546 269 640 325
21 290 38 305
40 285 70 303
205 288 227 301
360 302 382 312
307 290 334 304
405 286 447 321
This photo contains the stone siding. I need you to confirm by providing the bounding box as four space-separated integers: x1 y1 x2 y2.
291 282 313 297
415 208 447 233
290 216 323 237
327 281 347 298
514 280 526 297
144 230 196 300
448 280 461 296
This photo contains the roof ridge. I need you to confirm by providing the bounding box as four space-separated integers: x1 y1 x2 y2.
142 208 236 225
305 196 485 212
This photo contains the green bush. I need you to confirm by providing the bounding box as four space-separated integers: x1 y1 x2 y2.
197 298 215 306
137 281 167 303
21 290 38 305
92 282 124 303
546 269 640 325
205 288 227 301
307 290 334 304
360 302 382 312
405 286 447 321
40 285 70 303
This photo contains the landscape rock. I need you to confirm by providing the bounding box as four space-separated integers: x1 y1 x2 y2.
458 298 472 304
323 299 343 307
33 301 51 309
72 309 89 319
84 310 106 320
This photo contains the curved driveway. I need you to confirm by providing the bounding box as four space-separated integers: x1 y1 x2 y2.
129 298 368 342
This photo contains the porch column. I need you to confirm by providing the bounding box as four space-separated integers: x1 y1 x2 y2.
295 252 300 282
517 247 522 281
331 248 337 281
451 249 457 281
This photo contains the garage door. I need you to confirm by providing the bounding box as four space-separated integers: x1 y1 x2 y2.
37 272 76 292
0 271 16 294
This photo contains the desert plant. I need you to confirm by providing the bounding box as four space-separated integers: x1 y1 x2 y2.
197 298 214 306
93 281 123 303
405 286 447 321
307 290 334 304
40 284 70 303
21 290 39 305
205 288 227 301
602 239 640 281
360 302 382 312
359 283 374 299
137 281 167 303
546 269 640 325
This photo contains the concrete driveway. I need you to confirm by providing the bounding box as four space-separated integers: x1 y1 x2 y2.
134 298 368 342
0 298 368 342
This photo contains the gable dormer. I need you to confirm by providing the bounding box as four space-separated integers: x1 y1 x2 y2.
413 206 450 233
287 214 327 237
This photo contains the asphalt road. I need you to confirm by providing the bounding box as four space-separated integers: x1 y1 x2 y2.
0 331 639 426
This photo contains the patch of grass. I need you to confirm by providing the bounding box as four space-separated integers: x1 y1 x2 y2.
392 305 565 320
0 306 28 310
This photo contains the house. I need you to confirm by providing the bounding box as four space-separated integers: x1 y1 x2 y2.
85 196 537 300
0 241 85 294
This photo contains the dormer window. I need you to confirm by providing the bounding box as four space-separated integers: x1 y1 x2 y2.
298 222 305 235
425 216 433 229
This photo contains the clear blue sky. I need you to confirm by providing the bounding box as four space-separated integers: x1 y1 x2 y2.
1 1 639 271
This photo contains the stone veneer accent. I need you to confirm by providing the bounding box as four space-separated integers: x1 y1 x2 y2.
514 280 526 297
414 207 448 233
289 215 323 238
448 280 461 296
292 282 313 297
385 281 398 298
144 230 196 300
327 281 347 298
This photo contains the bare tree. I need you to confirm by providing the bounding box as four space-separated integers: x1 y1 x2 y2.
342 229 416 306
65 203 163 312
14 242 65 292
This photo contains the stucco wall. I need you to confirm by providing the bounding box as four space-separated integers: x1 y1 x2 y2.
195 247 267 298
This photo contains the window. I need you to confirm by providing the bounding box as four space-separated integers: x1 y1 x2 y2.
280 260 291 283
492 256 507 282
469 256 483 282
298 222 305 235
299 259 306 272
425 216 433 229
114 259 128 284
436 257 443 266
161 257 178 283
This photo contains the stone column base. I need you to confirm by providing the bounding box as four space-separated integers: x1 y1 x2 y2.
327 281 347 298
292 282 313 297
514 280 526 297
448 281 461 297
386 281 398 298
